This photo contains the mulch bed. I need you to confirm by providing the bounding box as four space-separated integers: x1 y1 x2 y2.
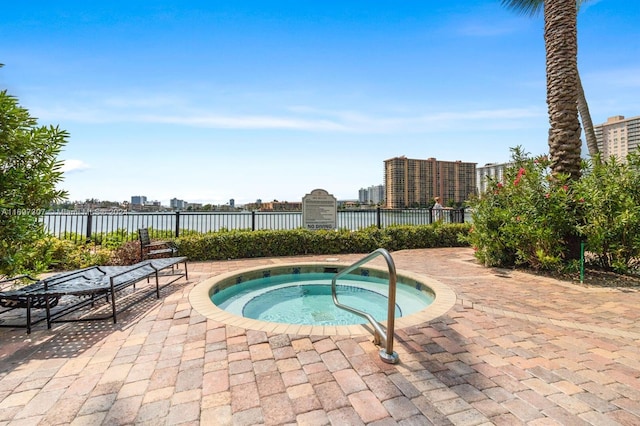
576 269 640 288
526 267 640 289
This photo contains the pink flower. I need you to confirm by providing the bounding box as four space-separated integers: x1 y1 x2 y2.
514 168 526 186
545 193 550 199
562 185 568 192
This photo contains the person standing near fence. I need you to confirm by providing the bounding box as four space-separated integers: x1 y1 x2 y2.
433 196 444 222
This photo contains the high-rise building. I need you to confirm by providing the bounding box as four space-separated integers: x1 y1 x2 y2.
131 195 147 206
595 115 640 161
384 156 476 208
170 198 187 210
369 185 385 205
476 162 510 196
358 188 368 204
358 185 385 205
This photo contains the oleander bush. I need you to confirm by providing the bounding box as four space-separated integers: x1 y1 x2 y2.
466 147 640 273
573 153 640 273
465 148 577 270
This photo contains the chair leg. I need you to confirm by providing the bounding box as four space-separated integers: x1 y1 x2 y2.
110 286 117 324
45 295 52 330
26 296 32 334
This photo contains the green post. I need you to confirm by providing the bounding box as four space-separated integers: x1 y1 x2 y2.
580 241 585 284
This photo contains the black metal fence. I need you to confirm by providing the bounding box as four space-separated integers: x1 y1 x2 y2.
40 208 466 243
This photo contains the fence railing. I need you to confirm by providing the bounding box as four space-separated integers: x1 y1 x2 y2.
40 208 467 243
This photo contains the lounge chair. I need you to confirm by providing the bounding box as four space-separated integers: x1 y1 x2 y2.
0 257 188 333
138 228 177 261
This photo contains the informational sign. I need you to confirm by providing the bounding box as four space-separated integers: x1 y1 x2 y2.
302 189 337 230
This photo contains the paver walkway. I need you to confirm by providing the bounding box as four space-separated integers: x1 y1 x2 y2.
1 247 639 425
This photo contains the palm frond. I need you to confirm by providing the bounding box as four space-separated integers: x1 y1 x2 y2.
500 0 544 17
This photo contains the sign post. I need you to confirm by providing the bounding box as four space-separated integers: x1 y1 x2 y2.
302 189 337 230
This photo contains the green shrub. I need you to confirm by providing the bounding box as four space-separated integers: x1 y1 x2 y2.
384 223 470 251
573 153 640 272
18 222 470 274
467 147 640 274
173 224 469 261
0 83 68 277
30 236 112 271
466 147 577 270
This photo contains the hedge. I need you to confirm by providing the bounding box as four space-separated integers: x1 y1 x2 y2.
17 223 470 276
173 223 470 261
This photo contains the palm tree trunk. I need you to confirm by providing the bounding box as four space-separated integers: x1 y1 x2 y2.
544 0 582 181
577 72 599 157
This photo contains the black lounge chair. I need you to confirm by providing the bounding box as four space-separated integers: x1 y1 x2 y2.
0 257 188 333
138 228 177 261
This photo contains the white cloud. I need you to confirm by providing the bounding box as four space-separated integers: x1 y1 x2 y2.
61 159 90 173
424 108 542 121
29 88 546 134
138 114 348 131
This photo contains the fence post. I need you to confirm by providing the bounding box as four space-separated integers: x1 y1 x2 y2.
86 211 93 243
251 211 256 231
460 207 465 223
376 207 382 229
175 211 180 237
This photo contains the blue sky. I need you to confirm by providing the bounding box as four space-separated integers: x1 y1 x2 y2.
2 0 639 206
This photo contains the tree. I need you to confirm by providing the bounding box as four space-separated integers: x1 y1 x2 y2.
499 1 582 260
0 65 69 277
543 0 582 181
502 0 599 158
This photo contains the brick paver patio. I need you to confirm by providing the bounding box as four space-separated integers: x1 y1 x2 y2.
1 247 639 425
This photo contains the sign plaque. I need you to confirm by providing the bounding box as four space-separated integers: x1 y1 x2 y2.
302 189 337 230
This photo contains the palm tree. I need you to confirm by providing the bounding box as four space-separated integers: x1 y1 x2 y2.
503 0 582 260
502 0 598 159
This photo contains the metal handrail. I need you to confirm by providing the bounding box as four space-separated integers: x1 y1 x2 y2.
331 248 399 364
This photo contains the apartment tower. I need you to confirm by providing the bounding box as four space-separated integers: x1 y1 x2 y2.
359 184 385 205
594 115 640 160
384 156 476 208
476 162 510 196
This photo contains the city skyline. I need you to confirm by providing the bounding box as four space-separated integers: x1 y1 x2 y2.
2 1 639 205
